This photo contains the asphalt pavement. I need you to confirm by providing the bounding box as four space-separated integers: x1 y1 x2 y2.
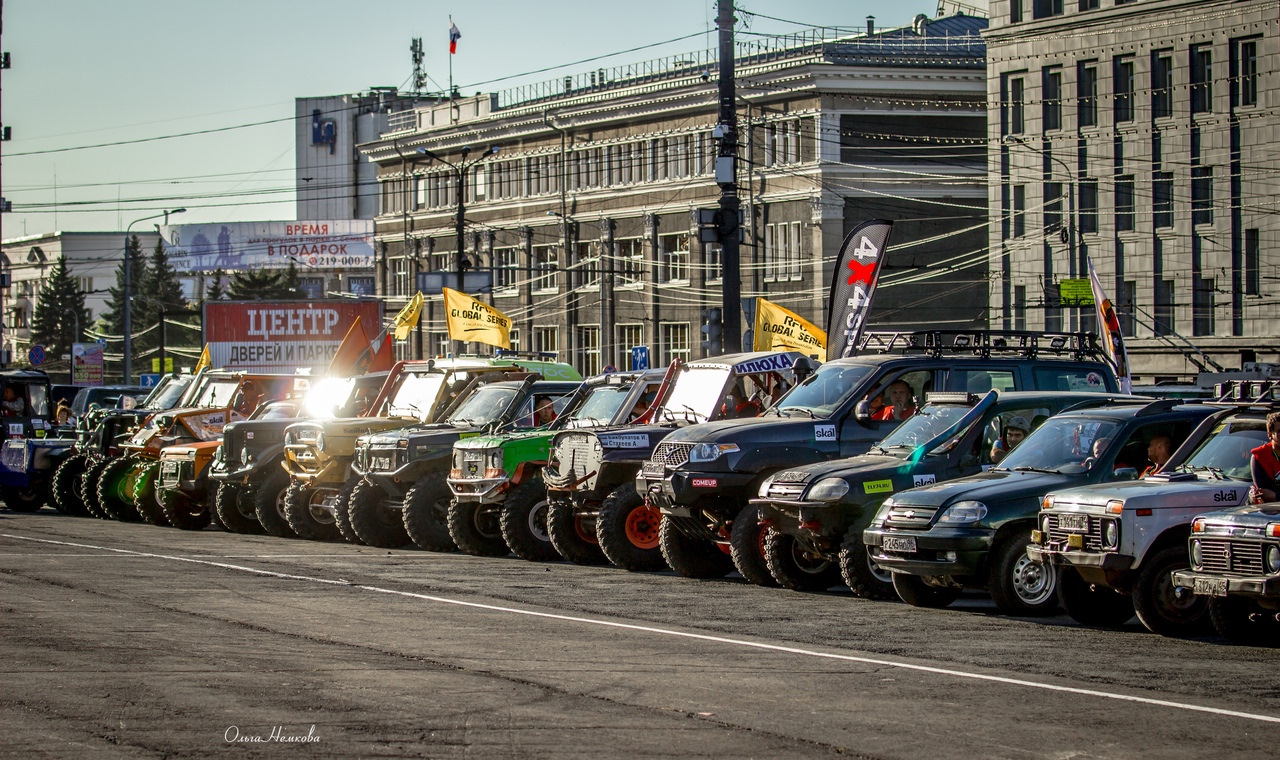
1 509 1277 759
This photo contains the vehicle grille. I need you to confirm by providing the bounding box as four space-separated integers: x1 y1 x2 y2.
1043 513 1106 551
1198 539 1266 575
222 430 242 469
765 481 808 501
652 442 694 468
884 505 939 529
364 446 404 473
454 448 486 480
554 434 599 484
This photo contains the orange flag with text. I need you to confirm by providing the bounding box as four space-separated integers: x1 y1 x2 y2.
327 316 394 377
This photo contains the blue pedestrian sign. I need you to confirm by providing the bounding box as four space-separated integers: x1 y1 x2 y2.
139 373 162 388
630 346 650 371
27 345 45 366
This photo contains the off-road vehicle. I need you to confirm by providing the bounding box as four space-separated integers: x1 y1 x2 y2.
863 399 1215 615
1028 381 1277 635
448 369 664 562
642 330 1119 584
0 369 60 511
751 390 1112 597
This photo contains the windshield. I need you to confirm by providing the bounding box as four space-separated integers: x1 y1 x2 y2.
301 377 356 419
1181 419 1267 479
564 385 631 428
878 404 972 451
194 380 239 408
998 416 1123 472
446 385 519 427
658 367 730 423
387 373 445 420
775 364 872 417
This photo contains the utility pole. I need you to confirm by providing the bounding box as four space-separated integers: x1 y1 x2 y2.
715 0 742 351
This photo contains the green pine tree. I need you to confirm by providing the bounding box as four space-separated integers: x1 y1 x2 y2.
227 267 304 300
101 234 148 377
30 257 90 373
205 268 228 302
135 237 194 373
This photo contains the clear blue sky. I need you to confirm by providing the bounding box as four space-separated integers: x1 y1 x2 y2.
2 0 951 237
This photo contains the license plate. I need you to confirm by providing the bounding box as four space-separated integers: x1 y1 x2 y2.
2 444 27 471
1058 513 1088 532
640 461 663 478
372 456 392 471
1193 577 1228 597
161 461 178 475
882 536 917 553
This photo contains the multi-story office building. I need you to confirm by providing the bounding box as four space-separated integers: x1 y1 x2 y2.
361 13 991 374
987 0 1277 380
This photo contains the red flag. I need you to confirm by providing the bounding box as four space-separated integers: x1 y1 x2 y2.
1087 257 1132 393
825 220 894 360
327 317 391 377
449 22 461 54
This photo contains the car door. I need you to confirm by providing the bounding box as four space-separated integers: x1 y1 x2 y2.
837 366 940 457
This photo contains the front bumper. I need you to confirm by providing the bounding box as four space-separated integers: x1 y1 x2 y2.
750 497 851 542
1172 570 1280 599
638 466 757 512
862 525 994 578
447 475 510 504
1026 541 1134 588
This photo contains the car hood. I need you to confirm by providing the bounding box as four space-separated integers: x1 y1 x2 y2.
1193 503 1280 528
770 452 906 483
664 416 831 446
1046 475 1253 510
889 469 1078 508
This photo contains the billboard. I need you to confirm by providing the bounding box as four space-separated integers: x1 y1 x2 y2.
71 343 104 386
203 300 384 372
160 221 374 273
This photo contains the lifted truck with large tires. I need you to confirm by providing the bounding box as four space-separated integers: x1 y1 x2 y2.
448 369 665 563
640 330 1120 585
1032 381 1278 636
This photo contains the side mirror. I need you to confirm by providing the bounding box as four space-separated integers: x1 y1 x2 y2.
1112 467 1139 481
855 399 872 423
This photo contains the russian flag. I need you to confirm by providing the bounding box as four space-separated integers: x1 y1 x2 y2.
449 22 461 54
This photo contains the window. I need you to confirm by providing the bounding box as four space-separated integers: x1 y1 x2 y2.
299 276 325 299
494 246 520 292
659 322 691 364
1078 63 1098 127
532 244 558 291
1153 172 1174 229
1113 56 1134 123
787 222 803 279
1245 228 1260 295
1193 277 1215 336
659 233 689 283
1012 185 1026 238
578 326 601 377
1235 38 1259 107
1154 279 1175 337
534 326 558 357
1115 175 1135 232
1044 182 1063 232
1191 167 1214 225
391 257 410 296
1014 285 1027 331
1078 0 1098 8
1119 280 1136 336
1191 44 1213 114
1042 68 1062 131
706 242 723 282
947 369 1015 394
1009 77 1025 134
429 332 450 357
347 276 375 296
1079 179 1099 234
574 242 599 290
1010 0 1022 23
1152 51 1174 119
1032 0 1063 19
615 238 645 287
617 325 644 368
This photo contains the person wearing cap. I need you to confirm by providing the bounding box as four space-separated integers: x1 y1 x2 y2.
990 415 1031 464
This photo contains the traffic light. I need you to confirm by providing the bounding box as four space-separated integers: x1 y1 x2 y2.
700 307 723 356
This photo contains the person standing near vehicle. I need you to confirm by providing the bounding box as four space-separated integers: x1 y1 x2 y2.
1250 412 1280 503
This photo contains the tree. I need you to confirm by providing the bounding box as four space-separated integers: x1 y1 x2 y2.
30 257 90 371
205 268 228 302
227 266 304 300
136 237 195 373
101 235 148 377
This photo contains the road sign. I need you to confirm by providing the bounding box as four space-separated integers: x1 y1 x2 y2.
139 374 162 388
630 346 650 371
27 345 45 366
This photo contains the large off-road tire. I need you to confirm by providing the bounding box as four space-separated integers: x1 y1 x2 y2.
596 483 665 572
838 526 896 600
0 484 44 513
402 477 457 552
1056 568 1134 628
130 461 170 526
50 453 89 516
215 483 262 535
1133 546 1209 637
499 479 559 562
348 478 411 548
283 484 340 542
764 530 842 592
729 504 776 587
96 457 143 522
252 469 296 539
333 477 364 545
892 573 961 609
988 532 1058 616
547 498 605 565
1208 597 1280 645
160 488 212 531
448 499 509 557
659 516 733 579
79 459 110 519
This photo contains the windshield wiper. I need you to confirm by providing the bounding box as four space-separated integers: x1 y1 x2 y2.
781 407 816 419
1010 466 1062 474
868 444 890 455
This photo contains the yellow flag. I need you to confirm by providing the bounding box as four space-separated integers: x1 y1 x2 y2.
392 291 424 341
193 344 212 374
443 287 511 349
753 297 826 353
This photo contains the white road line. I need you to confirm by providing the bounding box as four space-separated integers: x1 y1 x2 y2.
5 531 1279 726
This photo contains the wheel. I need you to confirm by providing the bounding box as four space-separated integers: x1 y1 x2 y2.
838 526 896 600
215 483 262 534
50 453 89 516
95 457 143 522
252 469 296 538
729 503 776 587
659 516 733 579
892 573 961 609
79 459 111 519
596 483 665 571
499 479 559 562
333 477 364 545
764 530 842 592
402 476 457 552
1056 568 1135 628
547 498 606 565
130 461 171 526
1133 546 1209 636
1208 597 1280 645
988 532 1058 616
348 478 411 548
448 499 509 557
159 488 211 531
283 484 340 542
1 484 45 513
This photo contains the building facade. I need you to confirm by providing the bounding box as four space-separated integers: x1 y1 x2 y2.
363 14 991 375
987 0 1277 381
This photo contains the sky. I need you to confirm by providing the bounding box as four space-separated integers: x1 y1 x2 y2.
1 0 958 238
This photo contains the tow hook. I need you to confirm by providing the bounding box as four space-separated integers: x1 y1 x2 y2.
1173 585 1189 600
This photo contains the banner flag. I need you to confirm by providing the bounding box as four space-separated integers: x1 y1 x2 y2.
449 22 461 54
753 297 826 353
824 220 894 361
1087 257 1133 393
193 344 212 374
327 317 394 377
444 287 511 349
392 292 424 341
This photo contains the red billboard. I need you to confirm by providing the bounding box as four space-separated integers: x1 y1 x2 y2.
203 300 384 372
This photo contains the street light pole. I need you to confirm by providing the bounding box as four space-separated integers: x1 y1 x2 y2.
123 208 184 384
1003 135 1078 328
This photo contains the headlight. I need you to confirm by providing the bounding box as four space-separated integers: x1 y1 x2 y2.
937 500 988 525
689 442 740 463
241 447 252 464
758 474 776 498
1267 545 1280 575
807 478 850 502
285 432 295 445
1190 539 1202 569
315 432 325 451
1104 520 1119 549
487 449 503 469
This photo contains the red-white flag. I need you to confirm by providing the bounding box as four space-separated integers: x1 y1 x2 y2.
825 220 894 360
449 22 461 54
327 317 394 377
1087 257 1132 393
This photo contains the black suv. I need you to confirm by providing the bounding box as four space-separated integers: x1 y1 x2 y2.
639 330 1120 583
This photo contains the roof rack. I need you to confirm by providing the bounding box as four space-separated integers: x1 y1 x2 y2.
1211 380 1279 406
858 330 1105 361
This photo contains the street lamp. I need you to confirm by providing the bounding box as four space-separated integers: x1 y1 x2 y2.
1003 134 1079 328
416 145 500 354
123 208 185 383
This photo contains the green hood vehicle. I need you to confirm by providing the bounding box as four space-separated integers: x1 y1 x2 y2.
448 369 665 563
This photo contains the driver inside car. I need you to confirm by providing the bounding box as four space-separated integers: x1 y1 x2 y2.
872 379 916 422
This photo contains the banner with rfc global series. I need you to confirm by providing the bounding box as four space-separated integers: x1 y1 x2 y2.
160 221 374 272
203 300 384 372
